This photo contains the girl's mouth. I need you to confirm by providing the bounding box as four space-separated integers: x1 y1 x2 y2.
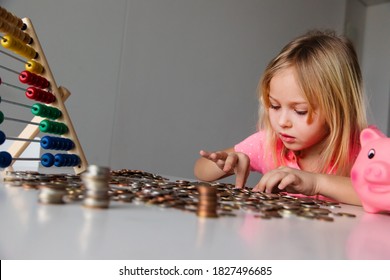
280 133 296 143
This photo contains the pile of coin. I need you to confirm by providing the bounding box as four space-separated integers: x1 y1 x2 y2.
81 165 111 209
38 182 67 204
196 183 218 218
1 169 357 221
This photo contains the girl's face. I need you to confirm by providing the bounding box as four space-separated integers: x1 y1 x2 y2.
268 67 328 155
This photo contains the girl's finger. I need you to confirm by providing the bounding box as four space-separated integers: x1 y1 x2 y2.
263 172 286 193
223 154 237 172
277 173 297 190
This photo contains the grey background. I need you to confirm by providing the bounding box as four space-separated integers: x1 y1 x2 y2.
0 0 389 185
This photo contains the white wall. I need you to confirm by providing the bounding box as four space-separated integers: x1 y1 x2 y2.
361 2 390 133
110 0 347 184
344 0 367 61
344 0 390 132
1 0 347 184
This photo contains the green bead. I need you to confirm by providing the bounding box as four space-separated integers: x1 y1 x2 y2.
53 123 60 134
39 120 51 133
31 103 62 120
39 119 68 135
0 111 4 124
54 109 62 119
49 107 62 120
31 103 44 117
61 123 68 134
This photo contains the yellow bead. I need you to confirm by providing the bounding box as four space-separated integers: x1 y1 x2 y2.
25 60 44 74
1 35 14 49
1 35 36 59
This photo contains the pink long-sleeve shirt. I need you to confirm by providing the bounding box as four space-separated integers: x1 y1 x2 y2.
234 130 301 174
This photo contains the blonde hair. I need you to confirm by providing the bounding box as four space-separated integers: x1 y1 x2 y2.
259 30 367 176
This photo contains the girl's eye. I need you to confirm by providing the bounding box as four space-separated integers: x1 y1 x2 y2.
295 110 308 115
270 104 280 110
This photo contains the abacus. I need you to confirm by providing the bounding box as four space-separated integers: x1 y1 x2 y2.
0 6 88 174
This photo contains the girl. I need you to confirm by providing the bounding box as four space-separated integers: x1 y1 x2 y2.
194 30 368 205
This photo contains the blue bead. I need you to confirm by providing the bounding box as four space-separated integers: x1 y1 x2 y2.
64 139 75 150
41 153 55 167
40 136 75 151
70 154 81 166
0 130 6 145
40 136 53 149
0 151 12 168
58 139 66 150
54 154 66 167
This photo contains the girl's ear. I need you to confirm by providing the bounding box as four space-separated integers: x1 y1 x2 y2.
360 126 386 146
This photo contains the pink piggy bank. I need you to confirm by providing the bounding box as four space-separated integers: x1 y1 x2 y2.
351 127 390 213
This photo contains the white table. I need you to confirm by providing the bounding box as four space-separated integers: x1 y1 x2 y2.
1 171 390 260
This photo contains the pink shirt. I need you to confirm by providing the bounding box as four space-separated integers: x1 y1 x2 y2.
234 130 341 202
234 130 300 174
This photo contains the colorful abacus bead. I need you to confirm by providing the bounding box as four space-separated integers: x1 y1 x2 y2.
0 35 37 59
0 7 25 29
54 154 80 167
41 153 55 167
39 120 68 135
40 136 75 151
0 130 6 145
31 103 62 120
41 153 80 167
25 60 44 74
0 151 12 168
19 70 49 89
26 87 56 104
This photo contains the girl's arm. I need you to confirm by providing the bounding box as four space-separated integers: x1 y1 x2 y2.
316 173 361 205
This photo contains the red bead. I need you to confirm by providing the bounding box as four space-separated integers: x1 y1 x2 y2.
19 70 49 89
25 87 54 104
19 70 32 84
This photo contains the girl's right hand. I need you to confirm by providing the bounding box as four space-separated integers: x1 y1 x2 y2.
199 150 250 188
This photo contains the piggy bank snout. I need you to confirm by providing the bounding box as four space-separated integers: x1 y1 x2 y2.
364 161 390 183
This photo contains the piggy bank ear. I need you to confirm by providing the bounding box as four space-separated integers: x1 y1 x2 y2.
360 126 386 146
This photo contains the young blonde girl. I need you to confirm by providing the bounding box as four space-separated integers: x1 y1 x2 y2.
194 30 368 205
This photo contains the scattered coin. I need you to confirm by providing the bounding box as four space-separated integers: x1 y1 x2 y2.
1 169 357 221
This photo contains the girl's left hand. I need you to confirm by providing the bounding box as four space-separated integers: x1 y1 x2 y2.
253 166 319 196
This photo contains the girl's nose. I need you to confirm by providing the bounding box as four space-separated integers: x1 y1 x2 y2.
278 110 292 127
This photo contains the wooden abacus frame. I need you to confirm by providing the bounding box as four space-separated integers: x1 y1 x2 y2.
1 9 88 174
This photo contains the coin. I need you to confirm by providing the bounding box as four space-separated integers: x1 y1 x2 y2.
2 168 358 221
197 184 218 218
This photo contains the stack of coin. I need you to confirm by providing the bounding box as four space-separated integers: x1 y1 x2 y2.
196 183 218 218
81 165 111 209
38 182 67 204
